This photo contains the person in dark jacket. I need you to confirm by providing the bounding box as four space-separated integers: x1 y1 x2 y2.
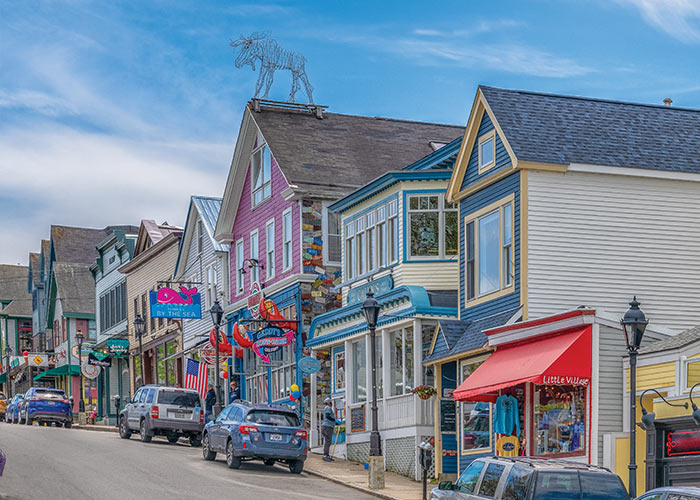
204 384 216 422
229 381 240 403
321 397 337 462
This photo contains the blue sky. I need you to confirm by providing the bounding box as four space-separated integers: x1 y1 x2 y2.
1 0 699 265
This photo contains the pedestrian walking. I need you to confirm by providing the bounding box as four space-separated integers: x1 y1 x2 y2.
204 383 216 422
321 397 337 462
229 381 240 403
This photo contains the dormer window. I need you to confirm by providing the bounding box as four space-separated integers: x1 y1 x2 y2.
251 136 272 207
478 131 496 173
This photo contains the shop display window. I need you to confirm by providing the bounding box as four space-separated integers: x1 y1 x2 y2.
534 385 586 455
461 359 492 453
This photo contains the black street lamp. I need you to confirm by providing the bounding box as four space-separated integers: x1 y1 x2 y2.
639 388 688 430
690 383 700 427
210 299 224 417
362 291 384 489
76 330 85 413
4 346 12 399
620 296 648 499
133 314 146 388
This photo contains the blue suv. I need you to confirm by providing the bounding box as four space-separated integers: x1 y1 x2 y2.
202 401 307 473
6 394 25 424
22 387 72 428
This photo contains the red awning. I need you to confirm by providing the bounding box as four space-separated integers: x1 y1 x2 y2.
453 326 592 403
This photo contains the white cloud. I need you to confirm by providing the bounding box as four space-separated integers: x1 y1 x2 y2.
619 0 700 42
0 89 77 117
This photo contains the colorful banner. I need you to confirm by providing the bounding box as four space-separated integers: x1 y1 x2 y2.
149 286 202 319
233 296 296 363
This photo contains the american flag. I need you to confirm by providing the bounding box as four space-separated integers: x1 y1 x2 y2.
184 358 209 399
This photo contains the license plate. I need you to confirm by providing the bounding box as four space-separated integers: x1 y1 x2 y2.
269 434 283 441
48 402 55 405
174 412 187 419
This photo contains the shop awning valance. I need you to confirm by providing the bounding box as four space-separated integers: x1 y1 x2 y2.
453 326 591 403
33 365 81 381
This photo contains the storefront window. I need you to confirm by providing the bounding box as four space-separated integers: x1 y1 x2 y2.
534 385 586 455
352 338 367 403
390 326 414 396
166 341 177 386
157 345 166 385
461 359 492 453
334 349 345 393
133 355 142 387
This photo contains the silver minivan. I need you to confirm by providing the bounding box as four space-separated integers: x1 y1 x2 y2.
118 385 204 446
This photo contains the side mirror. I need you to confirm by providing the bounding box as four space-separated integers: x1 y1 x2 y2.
438 481 453 490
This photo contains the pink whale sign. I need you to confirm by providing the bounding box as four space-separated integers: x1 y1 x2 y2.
149 286 202 319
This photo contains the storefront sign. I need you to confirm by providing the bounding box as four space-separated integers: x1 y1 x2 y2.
250 326 294 363
442 388 454 398
106 339 129 356
298 356 321 374
350 405 365 432
149 286 202 319
72 344 94 359
81 361 101 380
442 449 457 457
440 399 457 433
247 282 263 319
198 342 218 364
88 352 112 367
346 275 393 306
541 376 589 386
666 429 700 456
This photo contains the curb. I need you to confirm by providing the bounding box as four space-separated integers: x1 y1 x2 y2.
304 467 405 500
72 424 118 433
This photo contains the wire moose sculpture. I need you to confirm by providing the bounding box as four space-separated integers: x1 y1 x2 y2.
230 32 315 104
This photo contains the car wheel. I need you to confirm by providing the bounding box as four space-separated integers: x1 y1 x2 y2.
64 421 72 429
119 416 132 439
202 433 216 461
226 440 241 469
189 435 202 447
264 459 276 466
166 432 179 444
139 420 152 443
54 422 62 428
289 460 304 474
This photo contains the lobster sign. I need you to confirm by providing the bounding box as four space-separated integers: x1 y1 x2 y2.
149 286 202 319
232 296 297 363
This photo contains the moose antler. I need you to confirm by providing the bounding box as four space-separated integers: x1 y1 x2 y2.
229 31 269 47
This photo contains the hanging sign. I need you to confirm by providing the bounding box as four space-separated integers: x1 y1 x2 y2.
198 341 218 365
88 352 112 367
28 354 49 367
106 339 130 356
149 286 202 319
81 361 101 380
666 429 700 457
247 282 264 319
298 356 322 374
72 345 94 359
233 296 296 363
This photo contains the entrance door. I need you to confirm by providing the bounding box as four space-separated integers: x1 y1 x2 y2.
646 417 700 488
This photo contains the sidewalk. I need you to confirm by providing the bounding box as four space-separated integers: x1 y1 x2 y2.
305 453 426 500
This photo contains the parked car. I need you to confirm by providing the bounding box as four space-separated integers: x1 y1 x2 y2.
21 387 72 427
0 393 7 421
431 456 629 500
6 394 25 424
636 487 700 499
118 385 203 446
201 401 307 474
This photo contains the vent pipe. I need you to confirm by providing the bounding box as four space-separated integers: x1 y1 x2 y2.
664 98 672 107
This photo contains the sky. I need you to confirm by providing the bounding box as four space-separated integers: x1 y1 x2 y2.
1 0 699 265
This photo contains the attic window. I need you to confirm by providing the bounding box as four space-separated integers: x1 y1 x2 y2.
252 140 272 208
478 131 496 173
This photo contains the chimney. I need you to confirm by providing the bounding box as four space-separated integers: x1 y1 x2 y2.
664 97 672 107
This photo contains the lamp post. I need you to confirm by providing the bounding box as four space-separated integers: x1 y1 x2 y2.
4 346 12 399
362 291 384 490
133 314 146 388
210 300 224 417
620 296 648 498
76 330 85 413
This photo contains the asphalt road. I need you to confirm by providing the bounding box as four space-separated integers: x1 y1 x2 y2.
0 422 376 500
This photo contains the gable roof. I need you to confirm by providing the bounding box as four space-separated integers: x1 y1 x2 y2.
0 265 32 317
134 220 182 257
50 225 112 265
53 262 95 315
29 253 41 288
639 324 700 355
215 104 464 241
479 86 700 174
174 196 226 278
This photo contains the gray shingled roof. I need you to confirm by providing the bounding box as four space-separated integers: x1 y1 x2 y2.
639 324 700 355
51 225 116 265
0 265 32 317
29 253 41 286
481 86 700 174
252 107 464 198
54 263 95 315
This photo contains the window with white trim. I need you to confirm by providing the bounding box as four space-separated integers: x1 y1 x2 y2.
250 230 259 284
351 338 367 403
251 133 272 207
235 240 244 294
325 208 341 265
407 193 458 260
460 358 492 453
387 199 398 264
345 221 355 280
266 219 275 280
197 219 204 254
389 326 414 396
282 208 292 271
205 262 219 308
478 131 495 173
465 195 515 303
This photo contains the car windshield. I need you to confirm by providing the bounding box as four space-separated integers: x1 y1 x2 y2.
35 389 66 400
245 410 300 427
157 391 200 407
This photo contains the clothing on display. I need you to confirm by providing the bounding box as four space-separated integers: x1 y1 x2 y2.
494 394 520 437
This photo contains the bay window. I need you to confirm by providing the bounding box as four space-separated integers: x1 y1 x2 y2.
407 194 458 260
251 135 272 207
390 326 414 396
464 194 515 304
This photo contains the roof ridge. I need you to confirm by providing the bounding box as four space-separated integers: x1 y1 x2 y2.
191 195 222 201
479 85 700 113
